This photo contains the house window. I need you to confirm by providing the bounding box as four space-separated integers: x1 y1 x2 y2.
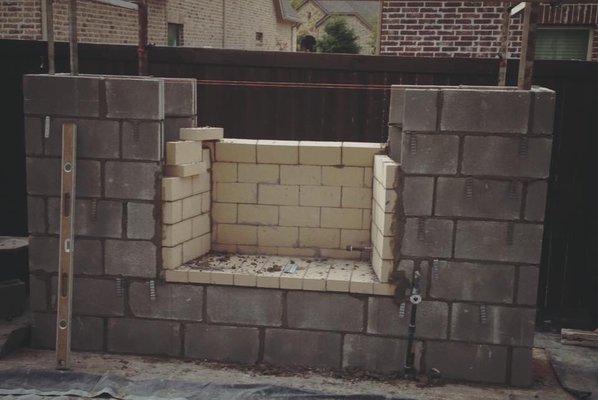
255 32 264 44
168 23 184 47
535 28 590 60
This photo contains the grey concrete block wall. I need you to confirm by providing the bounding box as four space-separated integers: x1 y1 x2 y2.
387 85 555 386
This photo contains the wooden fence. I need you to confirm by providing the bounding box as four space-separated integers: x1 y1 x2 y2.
1 39 596 325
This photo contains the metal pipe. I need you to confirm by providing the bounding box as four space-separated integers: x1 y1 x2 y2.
46 0 55 74
137 0 148 76
68 0 78 75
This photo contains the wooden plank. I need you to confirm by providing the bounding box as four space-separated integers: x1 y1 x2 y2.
517 1 539 89
55 123 77 370
561 329 598 348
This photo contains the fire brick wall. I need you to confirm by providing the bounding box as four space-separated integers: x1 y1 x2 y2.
387 84 555 386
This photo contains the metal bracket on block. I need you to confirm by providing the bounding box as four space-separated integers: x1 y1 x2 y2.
149 280 156 301
506 222 515 246
464 177 474 200
408 135 417 155
417 218 426 242
399 302 406 318
115 277 124 297
518 136 529 157
44 116 51 138
479 304 488 325
282 262 298 274
508 181 519 200
90 199 98 221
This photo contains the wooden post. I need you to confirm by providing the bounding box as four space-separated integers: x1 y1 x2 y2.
55 123 77 370
517 1 539 89
498 2 510 86
68 0 78 75
46 0 55 74
137 0 148 76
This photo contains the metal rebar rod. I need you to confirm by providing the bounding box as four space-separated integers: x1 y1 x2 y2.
68 0 78 75
46 0 55 74
518 1 539 90
498 2 510 86
137 0 148 76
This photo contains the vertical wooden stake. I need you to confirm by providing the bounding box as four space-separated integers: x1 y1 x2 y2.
68 0 78 75
518 1 539 90
56 123 77 370
498 2 510 86
46 0 55 74
137 0 149 76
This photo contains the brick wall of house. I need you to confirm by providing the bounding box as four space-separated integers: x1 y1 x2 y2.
380 1 598 61
1 0 295 51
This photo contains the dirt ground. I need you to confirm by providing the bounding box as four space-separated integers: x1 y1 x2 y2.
0 347 574 400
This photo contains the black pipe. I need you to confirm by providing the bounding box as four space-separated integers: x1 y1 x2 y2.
403 270 421 379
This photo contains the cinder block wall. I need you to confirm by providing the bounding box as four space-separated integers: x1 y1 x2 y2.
211 139 384 258
387 85 555 386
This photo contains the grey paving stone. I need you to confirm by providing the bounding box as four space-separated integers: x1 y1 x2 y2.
450 303 536 346
24 74 100 117
129 282 203 320
104 240 157 278
429 261 515 303
287 291 364 332
105 161 159 200
122 121 161 161
264 329 341 369
108 318 181 356
401 134 459 175
461 136 552 178
105 78 163 120
524 180 547 221
403 88 439 132
402 177 434 215
342 334 406 373
400 218 453 258
441 89 530 133
517 266 539 306
425 341 508 384
127 202 156 239
455 221 544 264
185 324 259 364
207 286 283 326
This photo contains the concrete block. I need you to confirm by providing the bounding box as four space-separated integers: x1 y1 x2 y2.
403 177 434 215
27 196 46 234
129 282 202 320
322 166 364 187
430 261 515 303
387 125 402 163
455 221 544 263
185 324 259 364
436 177 522 219
105 161 158 200
264 329 341 369
163 219 192 246
238 204 278 225
73 239 104 275
105 240 157 278
518 266 539 305
212 203 237 223
388 86 404 125
28 236 57 272
214 182 257 203
299 141 341 165
510 347 533 387
259 184 299 205
321 207 362 229
24 117 43 155
367 298 448 339
403 88 439 132
166 141 203 165
105 78 163 120
108 318 180 356
525 181 547 221
26 157 59 196
256 140 299 164
401 134 459 175
216 224 257 245
258 226 298 247
531 89 556 135
299 227 340 249
162 176 193 201
451 303 535 346
342 187 372 209
401 218 453 258
213 162 237 182
279 206 320 227
180 127 223 141
425 341 508 384
47 118 119 158
238 163 279 183
280 165 321 185
343 334 406 373
71 199 123 238
206 286 282 326
342 142 384 166
24 74 100 117
164 78 196 116
122 121 161 161
216 139 257 163
287 291 363 332
29 274 47 311
441 89 530 133
31 313 104 351
52 277 124 316
299 185 340 207
461 136 552 178
164 116 196 142
127 202 155 239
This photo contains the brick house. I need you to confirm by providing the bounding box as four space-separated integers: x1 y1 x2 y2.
1 0 301 51
295 0 380 54
380 1 598 61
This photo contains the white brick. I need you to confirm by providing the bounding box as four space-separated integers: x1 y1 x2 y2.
163 200 183 224
214 182 257 203
372 226 395 259
280 165 321 185
279 206 320 227
340 229 370 248
192 213 210 237
374 155 399 188
165 161 207 177
302 263 330 291
189 269 211 284
166 141 203 165
362 209 372 229
202 149 211 169
165 268 189 283
256 140 299 164
277 247 317 257
212 203 237 223
321 207 362 229
372 246 393 283
182 194 202 220
162 177 193 201
322 166 364 187
163 219 192 246
216 224 257 245
326 263 352 292
162 245 182 269
299 227 340 248
364 167 373 187
238 163 279 183
373 179 397 212
201 192 211 213
258 184 299 205
180 127 223 141
342 187 372 209
321 248 361 259
212 162 237 182
238 204 278 225
299 141 342 165
258 226 299 247
372 201 395 236
299 185 341 207
215 139 256 162
342 142 384 166
192 172 210 194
